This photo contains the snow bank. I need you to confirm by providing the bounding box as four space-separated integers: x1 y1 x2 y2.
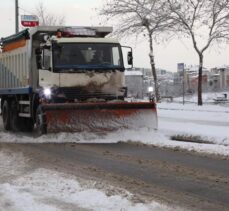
0 127 228 156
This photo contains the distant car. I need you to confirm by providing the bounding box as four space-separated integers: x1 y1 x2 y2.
213 93 228 103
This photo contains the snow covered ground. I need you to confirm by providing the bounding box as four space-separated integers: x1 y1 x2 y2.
0 149 173 211
157 102 229 156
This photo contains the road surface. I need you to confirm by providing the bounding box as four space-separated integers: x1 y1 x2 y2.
1 142 228 210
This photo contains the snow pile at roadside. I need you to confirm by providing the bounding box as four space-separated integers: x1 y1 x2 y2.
0 127 166 144
0 127 228 156
0 150 172 211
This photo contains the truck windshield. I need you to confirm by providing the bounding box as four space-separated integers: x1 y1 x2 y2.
52 43 124 72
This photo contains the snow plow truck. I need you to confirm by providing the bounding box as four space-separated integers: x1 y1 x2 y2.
0 26 157 135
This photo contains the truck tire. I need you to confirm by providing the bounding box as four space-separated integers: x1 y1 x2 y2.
10 101 20 132
2 100 11 131
36 106 47 135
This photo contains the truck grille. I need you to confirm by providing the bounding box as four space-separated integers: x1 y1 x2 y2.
57 87 120 101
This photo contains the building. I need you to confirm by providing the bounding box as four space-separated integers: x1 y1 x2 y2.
209 66 229 91
177 63 210 93
211 66 229 90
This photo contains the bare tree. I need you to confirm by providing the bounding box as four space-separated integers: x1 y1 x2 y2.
168 0 229 105
35 2 65 26
100 0 175 102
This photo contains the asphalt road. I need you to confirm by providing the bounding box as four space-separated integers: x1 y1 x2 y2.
1 142 229 210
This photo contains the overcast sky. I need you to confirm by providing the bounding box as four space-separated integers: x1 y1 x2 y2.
1 0 229 72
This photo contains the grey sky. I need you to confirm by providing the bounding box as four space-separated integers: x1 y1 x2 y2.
1 0 229 72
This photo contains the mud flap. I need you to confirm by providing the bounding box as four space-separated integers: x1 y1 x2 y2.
41 102 157 133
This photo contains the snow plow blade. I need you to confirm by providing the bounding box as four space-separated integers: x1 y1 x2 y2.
40 101 157 134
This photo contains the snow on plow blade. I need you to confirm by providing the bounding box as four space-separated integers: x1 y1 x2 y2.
41 102 157 133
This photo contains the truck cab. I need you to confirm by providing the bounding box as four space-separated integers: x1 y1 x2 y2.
36 27 128 102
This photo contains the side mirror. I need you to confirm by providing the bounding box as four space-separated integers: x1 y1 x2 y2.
127 51 133 65
121 45 133 68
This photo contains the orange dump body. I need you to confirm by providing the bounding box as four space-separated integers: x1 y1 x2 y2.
41 101 157 133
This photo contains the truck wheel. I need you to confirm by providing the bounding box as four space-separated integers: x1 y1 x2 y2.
10 101 20 132
36 106 47 135
2 101 11 131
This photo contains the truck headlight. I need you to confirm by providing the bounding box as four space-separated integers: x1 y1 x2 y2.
44 88 51 97
148 86 153 93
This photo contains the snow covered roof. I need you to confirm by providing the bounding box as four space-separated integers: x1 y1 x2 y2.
185 65 209 72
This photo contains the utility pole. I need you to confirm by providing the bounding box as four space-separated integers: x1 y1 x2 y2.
15 0 19 33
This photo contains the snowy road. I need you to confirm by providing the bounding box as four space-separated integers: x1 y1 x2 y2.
1 142 229 211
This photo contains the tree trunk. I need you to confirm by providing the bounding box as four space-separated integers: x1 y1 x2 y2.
198 54 203 106
148 34 160 102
